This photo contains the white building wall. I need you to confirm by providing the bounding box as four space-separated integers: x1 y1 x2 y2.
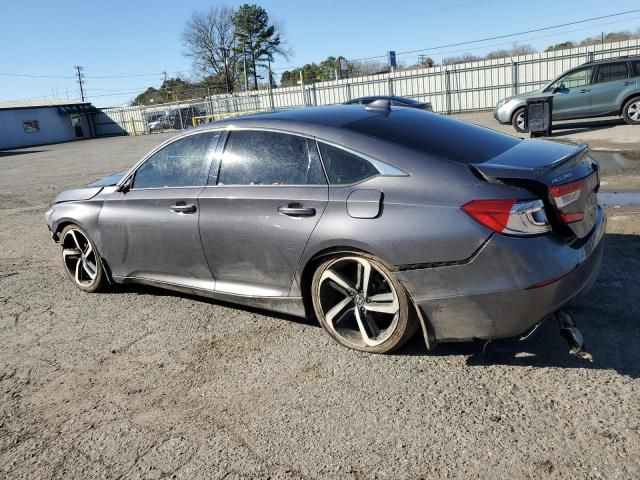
0 107 76 149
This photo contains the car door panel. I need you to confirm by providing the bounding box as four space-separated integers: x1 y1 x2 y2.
590 62 635 116
98 131 220 287
547 66 594 120
197 129 329 297
198 186 328 296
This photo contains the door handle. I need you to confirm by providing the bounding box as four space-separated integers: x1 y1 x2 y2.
622 81 631 86
278 205 316 217
578 88 590 93
169 203 197 214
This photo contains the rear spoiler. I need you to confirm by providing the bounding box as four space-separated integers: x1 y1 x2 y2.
470 142 589 183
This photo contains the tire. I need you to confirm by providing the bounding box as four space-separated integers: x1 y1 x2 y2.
60 224 107 293
511 107 527 133
311 253 418 354
622 96 640 125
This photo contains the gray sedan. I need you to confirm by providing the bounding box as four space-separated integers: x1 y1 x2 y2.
45 102 605 354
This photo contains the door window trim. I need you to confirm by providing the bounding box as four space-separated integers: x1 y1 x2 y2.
594 61 631 84
119 130 223 191
205 126 408 188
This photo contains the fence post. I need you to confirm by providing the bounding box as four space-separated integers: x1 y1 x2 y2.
512 61 519 96
130 116 137 136
388 75 394 96
312 83 318 106
346 82 352 101
444 70 451 115
587 51 595 62
299 70 305 107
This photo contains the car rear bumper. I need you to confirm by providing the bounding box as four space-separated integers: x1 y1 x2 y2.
396 206 606 343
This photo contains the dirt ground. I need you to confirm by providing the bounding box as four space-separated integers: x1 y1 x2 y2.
1 134 639 479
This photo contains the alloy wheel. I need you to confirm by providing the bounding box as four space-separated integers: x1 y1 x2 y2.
516 112 526 131
62 228 99 287
317 256 400 348
628 101 640 122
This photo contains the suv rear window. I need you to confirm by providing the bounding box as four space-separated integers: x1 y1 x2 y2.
596 62 629 83
344 108 519 164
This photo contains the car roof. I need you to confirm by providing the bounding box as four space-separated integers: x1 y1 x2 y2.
584 55 640 65
351 95 422 103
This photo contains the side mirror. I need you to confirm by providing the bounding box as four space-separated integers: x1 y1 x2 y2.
118 177 132 194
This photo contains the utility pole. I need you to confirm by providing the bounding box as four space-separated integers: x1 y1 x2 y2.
243 46 249 91
75 65 85 102
163 70 168 102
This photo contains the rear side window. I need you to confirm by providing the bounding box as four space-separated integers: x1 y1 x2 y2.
133 132 220 189
217 130 326 185
318 143 379 184
631 60 640 77
345 108 520 164
596 62 629 83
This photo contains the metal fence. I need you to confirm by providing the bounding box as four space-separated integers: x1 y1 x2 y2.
98 38 640 136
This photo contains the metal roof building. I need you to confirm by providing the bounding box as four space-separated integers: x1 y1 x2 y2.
0 99 98 150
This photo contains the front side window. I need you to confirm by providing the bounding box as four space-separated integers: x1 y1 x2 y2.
217 130 326 185
318 143 379 184
133 132 220 189
549 67 594 91
596 62 629 83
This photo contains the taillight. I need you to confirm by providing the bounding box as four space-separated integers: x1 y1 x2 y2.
462 199 550 236
550 179 584 208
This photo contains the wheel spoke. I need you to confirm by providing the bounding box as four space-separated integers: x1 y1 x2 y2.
354 308 376 346
357 259 372 297
84 242 92 256
69 230 82 250
365 301 399 314
362 311 381 338
62 248 82 258
325 296 353 327
75 260 82 284
321 269 355 293
83 260 97 280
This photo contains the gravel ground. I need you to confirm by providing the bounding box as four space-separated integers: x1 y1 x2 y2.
1 134 639 479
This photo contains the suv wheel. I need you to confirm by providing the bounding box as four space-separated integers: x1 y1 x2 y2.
622 96 640 125
511 107 527 133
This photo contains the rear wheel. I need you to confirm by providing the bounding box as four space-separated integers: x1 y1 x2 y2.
622 96 640 125
511 107 527 133
311 254 417 354
60 224 107 292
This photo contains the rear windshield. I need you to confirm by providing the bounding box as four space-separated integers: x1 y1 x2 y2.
344 109 520 164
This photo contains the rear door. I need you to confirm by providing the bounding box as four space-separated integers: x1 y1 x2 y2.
198 129 329 297
99 131 221 287
590 61 634 116
546 66 594 119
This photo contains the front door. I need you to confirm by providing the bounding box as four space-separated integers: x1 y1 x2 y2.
70 114 85 138
198 129 329 297
547 66 594 120
99 131 221 289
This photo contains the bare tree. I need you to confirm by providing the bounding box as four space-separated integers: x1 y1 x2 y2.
182 6 239 93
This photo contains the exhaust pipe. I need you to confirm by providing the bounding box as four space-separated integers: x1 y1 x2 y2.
556 310 592 361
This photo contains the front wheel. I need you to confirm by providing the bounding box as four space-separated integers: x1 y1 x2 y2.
60 224 107 293
511 107 527 133
311 254 417 354
622 96 640 125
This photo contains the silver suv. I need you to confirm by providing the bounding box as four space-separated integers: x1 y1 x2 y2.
494 56 640 132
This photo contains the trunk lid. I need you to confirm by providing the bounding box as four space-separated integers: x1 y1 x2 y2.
470 140 600 239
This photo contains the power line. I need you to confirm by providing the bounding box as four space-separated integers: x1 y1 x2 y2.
349 8 640 62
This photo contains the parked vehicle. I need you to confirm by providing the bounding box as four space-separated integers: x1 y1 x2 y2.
494 56 640 132
149 106 205 131
45 102 604 354
344 95 433 111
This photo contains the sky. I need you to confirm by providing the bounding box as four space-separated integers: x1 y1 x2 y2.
1 0 639 107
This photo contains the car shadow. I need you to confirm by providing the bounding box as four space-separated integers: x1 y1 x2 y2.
400 233 640 379
0 149 48 157
550 118 625 137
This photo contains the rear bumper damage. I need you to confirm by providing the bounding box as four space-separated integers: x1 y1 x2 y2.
397 206 606 345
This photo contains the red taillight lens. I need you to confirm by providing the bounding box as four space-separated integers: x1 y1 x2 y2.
461 199 515 233
550 179 584 208
462 199 550 236
560 212 585 223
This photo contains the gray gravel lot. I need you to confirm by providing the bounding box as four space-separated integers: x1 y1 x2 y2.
1 134 639 479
